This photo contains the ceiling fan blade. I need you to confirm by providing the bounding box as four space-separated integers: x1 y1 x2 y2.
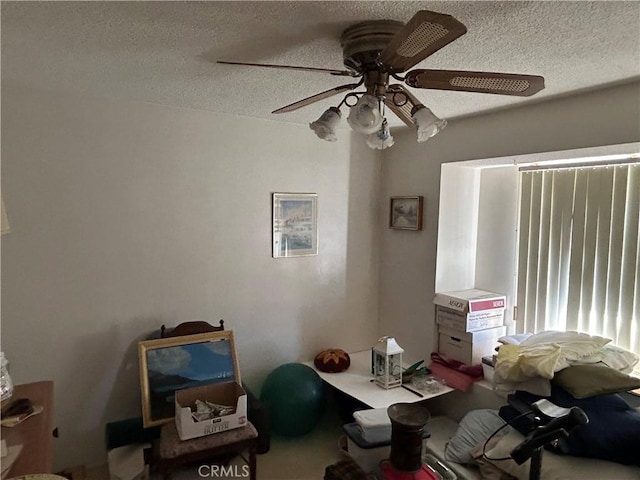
217 60 357 77
405 69 545 96
384 85 423 127
272 83 360 114
378 10 467 73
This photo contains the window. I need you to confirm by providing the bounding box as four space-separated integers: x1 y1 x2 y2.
516 162 639 357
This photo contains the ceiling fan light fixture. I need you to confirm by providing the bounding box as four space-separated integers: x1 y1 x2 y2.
412 105 447 142
310 107 341 142
366 118 394 150
347 94 383 134
224 9 545 150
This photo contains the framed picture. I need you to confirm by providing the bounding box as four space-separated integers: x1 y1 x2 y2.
272 193 318 258
389 196 424 231
138 331 241 427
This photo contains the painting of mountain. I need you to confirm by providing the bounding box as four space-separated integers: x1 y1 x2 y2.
142 336 237 424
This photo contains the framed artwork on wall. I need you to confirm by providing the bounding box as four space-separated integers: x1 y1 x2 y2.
272 192 318 258
138 331 240 427
389 196 424 231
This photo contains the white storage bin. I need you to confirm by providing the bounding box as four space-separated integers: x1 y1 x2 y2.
345 434 391 474
342 422 429 475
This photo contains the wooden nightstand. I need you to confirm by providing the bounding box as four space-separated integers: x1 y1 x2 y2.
1 381 55 478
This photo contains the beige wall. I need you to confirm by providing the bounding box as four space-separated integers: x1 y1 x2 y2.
379 80 640 364
2 79 639 469
0 85 381 467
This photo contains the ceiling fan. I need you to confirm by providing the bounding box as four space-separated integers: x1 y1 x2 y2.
218 10 545 149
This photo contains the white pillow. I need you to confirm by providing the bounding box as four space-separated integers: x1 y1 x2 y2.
600 344 640 373
444 409 509 465
520 331 611 370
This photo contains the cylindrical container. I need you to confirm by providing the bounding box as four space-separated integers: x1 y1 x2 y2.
0 352 14 405
387 403 430 472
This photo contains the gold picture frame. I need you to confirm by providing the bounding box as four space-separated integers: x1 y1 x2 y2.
138 330 241 427
389 196 424 231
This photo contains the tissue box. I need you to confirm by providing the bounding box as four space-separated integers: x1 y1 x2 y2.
175 382 247 440
481 356 496 383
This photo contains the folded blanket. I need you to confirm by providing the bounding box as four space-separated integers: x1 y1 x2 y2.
428 362 478 392
429 352 484 392
430 352 484 377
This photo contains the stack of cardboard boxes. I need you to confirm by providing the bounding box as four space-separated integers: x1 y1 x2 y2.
433 289 507 366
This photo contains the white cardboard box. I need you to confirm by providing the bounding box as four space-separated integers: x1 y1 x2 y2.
433 289 506 314
437 325 506 366
175 382 248 441
435 306 504 332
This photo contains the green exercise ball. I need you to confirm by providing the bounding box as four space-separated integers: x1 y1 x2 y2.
260 363 326 437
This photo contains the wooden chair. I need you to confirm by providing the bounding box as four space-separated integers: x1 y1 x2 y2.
154 319 258 480
158 421 257 480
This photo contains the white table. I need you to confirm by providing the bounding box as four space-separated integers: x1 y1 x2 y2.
306 350 453 409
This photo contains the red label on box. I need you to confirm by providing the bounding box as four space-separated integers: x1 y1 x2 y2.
469 298 505 312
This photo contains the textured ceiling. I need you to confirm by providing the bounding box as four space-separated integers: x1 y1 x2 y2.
2 1 639 128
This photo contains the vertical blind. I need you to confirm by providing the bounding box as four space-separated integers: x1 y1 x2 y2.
517 162 640 356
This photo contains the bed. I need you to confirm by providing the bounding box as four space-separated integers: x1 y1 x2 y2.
424 331 640 480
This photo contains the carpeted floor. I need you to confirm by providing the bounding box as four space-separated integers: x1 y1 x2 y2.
167 407 344 480
87 406 344 480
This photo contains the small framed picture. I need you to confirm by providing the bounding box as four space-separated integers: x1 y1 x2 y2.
389 196 424 231
272 193 318 258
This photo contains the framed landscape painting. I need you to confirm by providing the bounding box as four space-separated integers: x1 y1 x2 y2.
272 193 318 258
138 331 240 427
389 196 424 230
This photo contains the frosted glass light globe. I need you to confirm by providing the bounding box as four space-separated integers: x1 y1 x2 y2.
347 94 383 134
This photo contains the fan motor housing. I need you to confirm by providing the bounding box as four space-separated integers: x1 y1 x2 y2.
341 20 404 73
